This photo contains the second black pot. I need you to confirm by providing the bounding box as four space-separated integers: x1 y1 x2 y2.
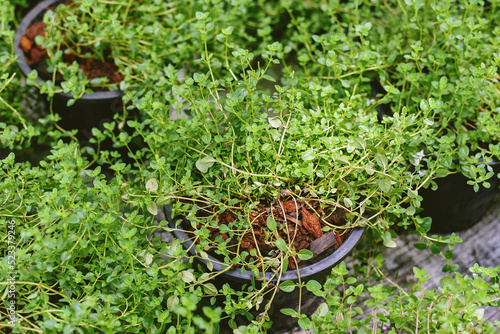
13 0 125 144
420 162 500 234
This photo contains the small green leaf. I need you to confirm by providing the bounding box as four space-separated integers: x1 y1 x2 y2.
145 253 153 266
200 251 209 260
167 296 179 311
315 303 328 317
340 79 350 88
267 216 277 231
384 239 397 248
279 281 295 293
375 154 388 169
343 197 353 208
157 196 170 205
377 179 392 193
60 251 71 262
445 249 453 260
418 217 432 233
228 319 237 329
406 206 416 215
382 232 396 248
67 214 80 224
268 117 282 128
420 99 429 111
203 283 218 295
282 257 288 273
298 317 313 330
146 178 158 192
262 74 276 82
201 133 212 144
27 291 39 299
196 12 209 20
276 238 287 252
181 271 195 283
408 189 418 198
196 156 216 173
431 244 440 254
280 308 298 317
147 202 158 216
440 276 455 288
301 149 316 161
222 26 233 36
346 277 357 284
297 249 313 261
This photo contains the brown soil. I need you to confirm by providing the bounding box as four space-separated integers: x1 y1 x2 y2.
189 196 353 270
19 14 123 88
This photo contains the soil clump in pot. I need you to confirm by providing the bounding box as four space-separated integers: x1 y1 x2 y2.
189 195 353 270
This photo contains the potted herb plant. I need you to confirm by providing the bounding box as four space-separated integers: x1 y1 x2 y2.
1 0 54 164
114 38 449 328
365 0 500 233
284 249 500 332
271 0 500 233
12 0 291 163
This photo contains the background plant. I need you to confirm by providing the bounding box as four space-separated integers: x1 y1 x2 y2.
277 0 500 190
0 0 51 163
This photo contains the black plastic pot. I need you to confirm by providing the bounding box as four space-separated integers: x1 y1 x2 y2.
164 205 365 329
13 0 124 144
420 162 500 234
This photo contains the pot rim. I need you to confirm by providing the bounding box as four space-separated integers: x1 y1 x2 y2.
164 205 366 283
13 0 122 101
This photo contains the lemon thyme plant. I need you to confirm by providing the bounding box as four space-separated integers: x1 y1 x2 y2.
112 40 461 328
277 0 500 191
17 0 295 105
18 0 188 104
12 0 299 165
2 0 500 333
366 0 500 192
0 143 497 334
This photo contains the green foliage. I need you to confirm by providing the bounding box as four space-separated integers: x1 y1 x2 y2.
130 36 444 269
2 0 500 332
0 143 224 333
282 0 500 185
